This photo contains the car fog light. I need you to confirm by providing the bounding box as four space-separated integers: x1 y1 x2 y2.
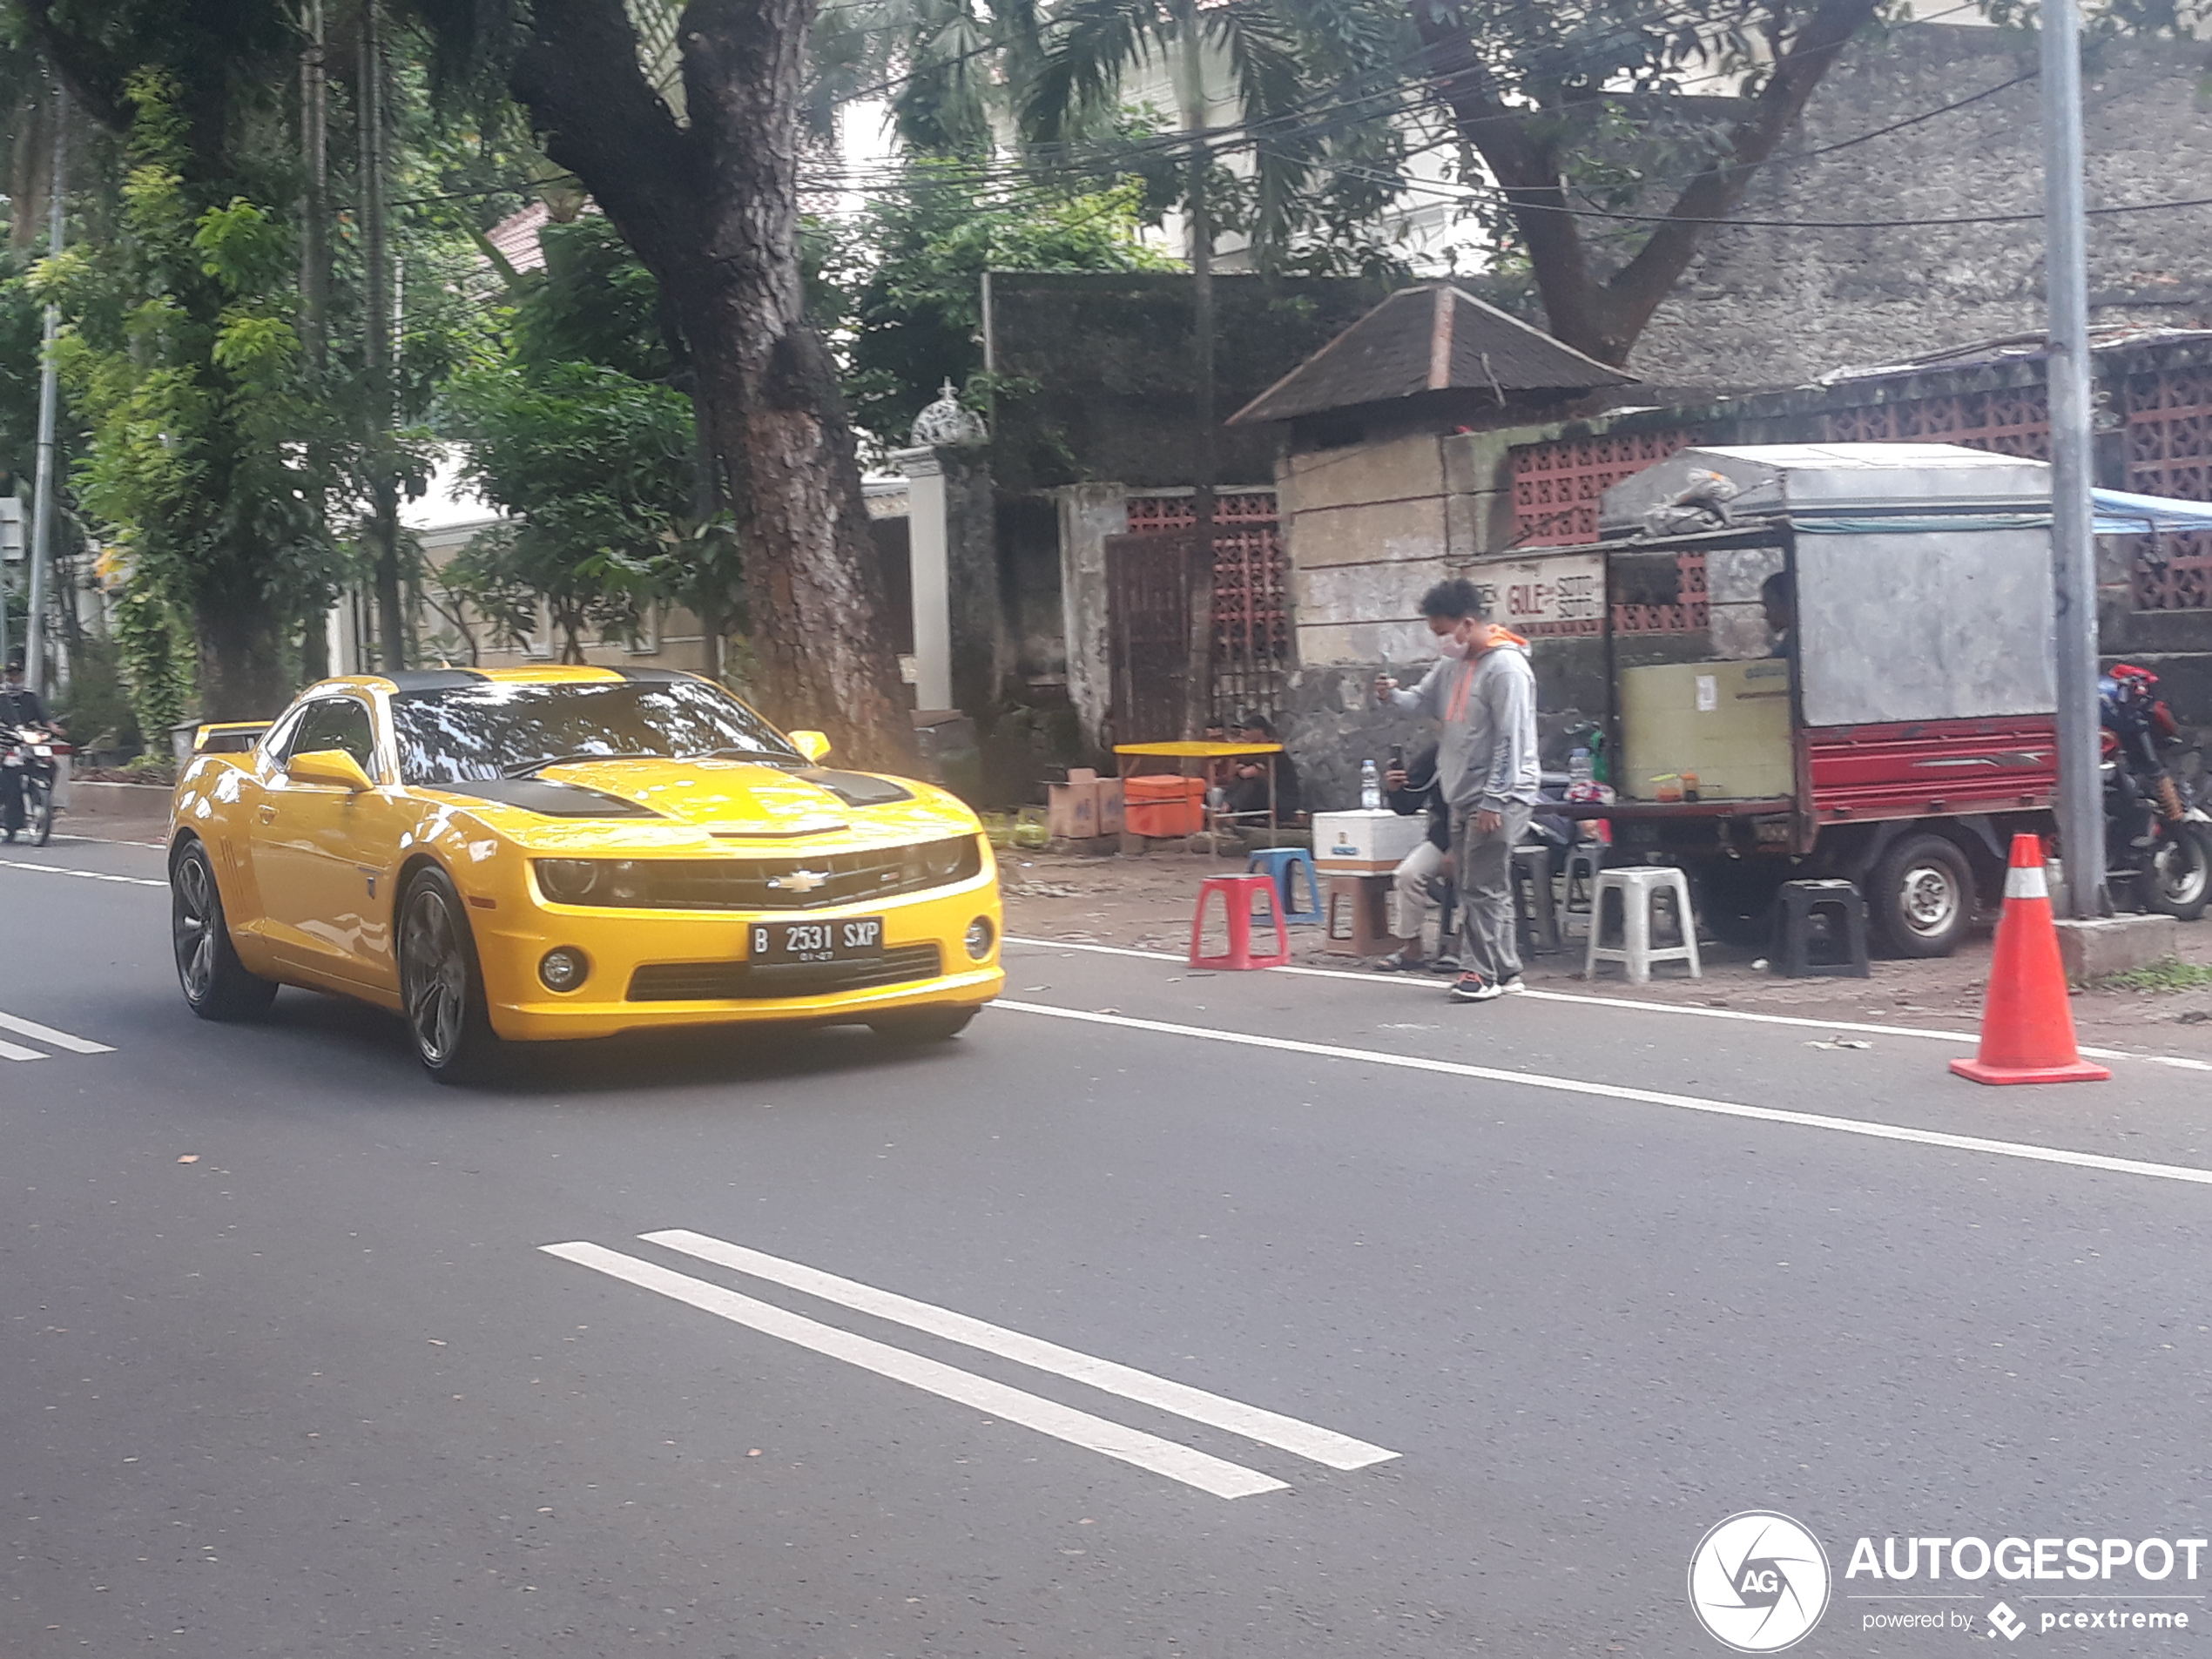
964 917 995 961
539 947 589 992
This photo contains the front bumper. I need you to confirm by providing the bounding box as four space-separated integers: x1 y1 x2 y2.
472 871 1004 1042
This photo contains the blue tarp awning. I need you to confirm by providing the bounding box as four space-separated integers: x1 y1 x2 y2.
2092 488 2212 536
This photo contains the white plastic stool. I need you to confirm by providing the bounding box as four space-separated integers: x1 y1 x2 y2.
1584 866 1703 984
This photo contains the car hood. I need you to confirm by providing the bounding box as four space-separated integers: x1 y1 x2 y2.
427 756 974 846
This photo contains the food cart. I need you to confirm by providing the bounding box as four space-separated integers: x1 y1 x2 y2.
1584 442 2066 956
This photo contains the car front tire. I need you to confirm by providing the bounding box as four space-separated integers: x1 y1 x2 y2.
397 865 502 1083
171 840 279 1021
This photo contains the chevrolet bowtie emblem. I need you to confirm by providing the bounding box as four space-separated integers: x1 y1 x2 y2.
771 868 829 893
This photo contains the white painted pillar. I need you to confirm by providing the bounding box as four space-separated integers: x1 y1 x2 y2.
892 445 953 711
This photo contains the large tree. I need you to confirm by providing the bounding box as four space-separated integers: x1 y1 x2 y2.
413 0 916 764
1409 0 1887 366
867 0 1898 368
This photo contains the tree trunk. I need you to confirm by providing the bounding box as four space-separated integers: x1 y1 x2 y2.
195 598 293 719
359 0 407 672
508 0 915 768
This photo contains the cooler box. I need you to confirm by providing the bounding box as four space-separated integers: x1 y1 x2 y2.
1312 809 1430 873
1124 774 1207 837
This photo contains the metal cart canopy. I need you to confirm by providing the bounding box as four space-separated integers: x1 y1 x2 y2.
1600 443 2058 728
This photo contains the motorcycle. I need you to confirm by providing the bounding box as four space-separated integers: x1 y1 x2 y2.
1 724 65 846
2101 664 2212 921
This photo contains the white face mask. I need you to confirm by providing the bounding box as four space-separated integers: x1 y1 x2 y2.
1435 630 1472 660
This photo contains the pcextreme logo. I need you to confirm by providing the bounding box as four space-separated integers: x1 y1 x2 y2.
1688 1511 1832 1653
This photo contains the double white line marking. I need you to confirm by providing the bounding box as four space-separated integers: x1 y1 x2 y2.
542 1230 1397 1500
0 1009 114 1062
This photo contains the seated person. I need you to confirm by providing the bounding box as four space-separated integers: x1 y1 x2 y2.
1762 570 1795 658
1375 743 1456 974
1219 714 1301 822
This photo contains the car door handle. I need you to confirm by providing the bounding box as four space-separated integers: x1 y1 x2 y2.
257 806 276 824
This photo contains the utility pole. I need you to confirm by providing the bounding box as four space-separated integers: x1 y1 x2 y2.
2040 0 2105 919
24 84 66 702
300 0 333 677
359 0 407 673
1176 0 1217 741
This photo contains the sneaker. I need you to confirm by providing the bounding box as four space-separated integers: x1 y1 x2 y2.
1497 971 1527 995
1448 973 1503 1003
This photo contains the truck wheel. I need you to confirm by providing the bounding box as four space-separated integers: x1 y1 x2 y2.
1870 833 1975 957
2141 822 2211 921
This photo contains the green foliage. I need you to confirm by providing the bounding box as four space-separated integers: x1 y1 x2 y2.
812 163 1171 450
434 209 738 666
53 635 145 756
34 68 337 711
2092 957 2212 993
111 577 189 740
512 216 671 384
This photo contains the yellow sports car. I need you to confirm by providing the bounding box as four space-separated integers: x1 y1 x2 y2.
167 666 1002 1079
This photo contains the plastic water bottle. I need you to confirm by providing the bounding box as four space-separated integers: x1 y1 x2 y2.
1360 758 1382 811
1569 746 1593 785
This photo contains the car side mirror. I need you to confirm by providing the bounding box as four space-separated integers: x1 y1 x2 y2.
789 730 832 765
287 748 374 792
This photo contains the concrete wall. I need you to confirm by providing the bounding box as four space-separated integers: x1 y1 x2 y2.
1633 24 2212 392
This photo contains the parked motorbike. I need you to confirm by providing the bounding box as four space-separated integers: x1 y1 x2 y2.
2101 664 2212 921
1 723 64 846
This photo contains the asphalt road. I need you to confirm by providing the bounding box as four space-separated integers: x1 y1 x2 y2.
4 835 2211 1658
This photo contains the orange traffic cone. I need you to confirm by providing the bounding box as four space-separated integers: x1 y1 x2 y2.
1950 834 2110 1085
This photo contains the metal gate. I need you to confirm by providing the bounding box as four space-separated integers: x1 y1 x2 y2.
1105 495 1288 744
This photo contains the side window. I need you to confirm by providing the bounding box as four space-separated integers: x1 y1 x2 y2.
286 698 378 775
260 706 307 768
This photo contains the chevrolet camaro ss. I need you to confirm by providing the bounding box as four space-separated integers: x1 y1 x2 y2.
166 666 1004 1078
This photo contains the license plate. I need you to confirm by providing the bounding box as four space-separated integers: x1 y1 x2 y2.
750 917 883 964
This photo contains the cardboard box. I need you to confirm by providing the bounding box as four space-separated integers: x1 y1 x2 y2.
1047 778 1099 840
1312 809 1430 873
1095 778 1124 836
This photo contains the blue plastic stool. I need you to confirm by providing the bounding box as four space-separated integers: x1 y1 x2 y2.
1246 846 1325 924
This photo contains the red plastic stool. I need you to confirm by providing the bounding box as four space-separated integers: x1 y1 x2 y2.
1189 873 1292 970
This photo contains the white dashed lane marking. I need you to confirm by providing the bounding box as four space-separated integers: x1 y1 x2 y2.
0 1008 116 1061
0 858 166 887
544 1234 1398 1500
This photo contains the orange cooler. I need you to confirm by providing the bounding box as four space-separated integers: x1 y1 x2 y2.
1123 774 1208 837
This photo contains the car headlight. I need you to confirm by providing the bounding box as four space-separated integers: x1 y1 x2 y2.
535 859 644 905
905 836 981 888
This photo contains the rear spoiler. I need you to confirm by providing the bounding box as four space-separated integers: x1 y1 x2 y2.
192 721 273 754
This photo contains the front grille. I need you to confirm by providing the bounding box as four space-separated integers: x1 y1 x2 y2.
563 838 981 911
626 943 945 1002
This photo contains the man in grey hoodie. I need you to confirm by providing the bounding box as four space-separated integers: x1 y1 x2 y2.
1375 580 1540 1002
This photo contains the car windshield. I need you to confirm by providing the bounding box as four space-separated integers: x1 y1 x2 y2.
389 679 799 784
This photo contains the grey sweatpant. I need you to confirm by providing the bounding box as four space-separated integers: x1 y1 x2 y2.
1453 801 1534 985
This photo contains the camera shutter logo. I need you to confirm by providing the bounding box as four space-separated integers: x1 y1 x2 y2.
1687 1511 1831 1652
